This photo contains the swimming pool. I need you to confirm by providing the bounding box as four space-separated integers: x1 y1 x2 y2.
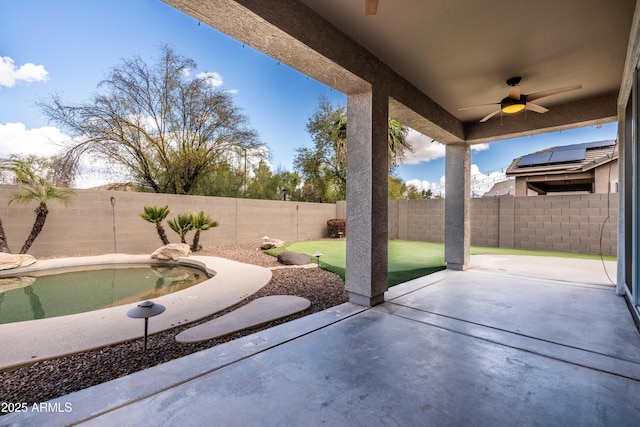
0 264 209 324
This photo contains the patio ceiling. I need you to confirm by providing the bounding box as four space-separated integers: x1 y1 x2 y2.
165 0 635 144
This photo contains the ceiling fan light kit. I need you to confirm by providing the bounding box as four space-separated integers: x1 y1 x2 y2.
501 97 526 114
459 76 582 123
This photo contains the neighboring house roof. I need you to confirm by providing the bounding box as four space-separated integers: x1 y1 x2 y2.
506 140 618 177
482 178 515 197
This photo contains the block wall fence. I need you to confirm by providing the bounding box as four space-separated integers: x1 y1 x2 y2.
352 193 618 256
0 186 617 257
0 186 336 257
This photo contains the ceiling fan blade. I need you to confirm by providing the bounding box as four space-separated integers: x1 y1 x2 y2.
458 102 499 111
525 102 549 114
507 85 521 100
480 109 501 123
526 84 582 102
365 0 378 15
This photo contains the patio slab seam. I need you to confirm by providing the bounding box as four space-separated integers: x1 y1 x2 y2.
384 269 462 301
467 267 618 290
377 301 640 382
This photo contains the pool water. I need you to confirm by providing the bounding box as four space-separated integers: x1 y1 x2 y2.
0 264 208 324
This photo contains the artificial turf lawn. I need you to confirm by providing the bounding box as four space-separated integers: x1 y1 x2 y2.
266 239 616 287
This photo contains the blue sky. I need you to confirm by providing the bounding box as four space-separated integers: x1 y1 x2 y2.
0 0 618 194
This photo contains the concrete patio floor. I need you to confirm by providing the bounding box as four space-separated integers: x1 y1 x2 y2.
3 256 640 426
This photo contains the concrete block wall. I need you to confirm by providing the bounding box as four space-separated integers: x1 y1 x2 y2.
0 185 617 258
470 197 500 247
0 186 337 257
389 199 446 242
498 196 516 249
511 194 617 255
388 193 617 256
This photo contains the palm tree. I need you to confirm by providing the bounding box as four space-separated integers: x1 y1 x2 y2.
0 218 10 253
168 213 194 244
387 119 411 169
190 211 218 252
140 205 171 245
8 172 75 254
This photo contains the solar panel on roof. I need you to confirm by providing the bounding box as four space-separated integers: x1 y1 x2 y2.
517 152 552 167
581 140 616 150
516 140 616 168
549 148 586 163
553 140 615 151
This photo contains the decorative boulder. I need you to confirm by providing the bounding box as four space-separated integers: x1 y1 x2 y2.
151 243 190 261
0 253 36 271
261 238 285 250
277 251 311 266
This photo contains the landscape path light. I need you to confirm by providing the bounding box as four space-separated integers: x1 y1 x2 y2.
313 251 322 266
127 300 166 353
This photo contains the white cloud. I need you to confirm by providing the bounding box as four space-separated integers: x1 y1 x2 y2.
405 176 446 197
227 88 239 94
403 129 445 164
471 143 489 152
0 122 68 157
470 164 506 197
405 163 507 198
196 71 223 87
0 122 119 188
0 56 48 88
403 130 491 164
73 160 129 189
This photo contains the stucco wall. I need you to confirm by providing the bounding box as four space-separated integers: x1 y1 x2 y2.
0 186 337 257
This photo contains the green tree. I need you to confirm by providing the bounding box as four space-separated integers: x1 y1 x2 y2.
387 119 410 171
4 159 75 254
193 162 245 197
405 184 422 199
190 211 218 252
0 218 10 253
275 169 303 201
39 45 264 195
294 96 412 202
245 160 275 199
140 205 171 245
294 96 347 202
168 213 194 244
388 175 407 200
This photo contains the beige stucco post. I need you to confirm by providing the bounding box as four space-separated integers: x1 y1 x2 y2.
345 88 389 306
445 143 471 270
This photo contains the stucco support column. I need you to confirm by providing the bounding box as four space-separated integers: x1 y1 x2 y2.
617 111 627 296
345 88 389 306
445 143 470 270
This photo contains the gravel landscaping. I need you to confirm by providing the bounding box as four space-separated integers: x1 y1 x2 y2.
0 244 348 406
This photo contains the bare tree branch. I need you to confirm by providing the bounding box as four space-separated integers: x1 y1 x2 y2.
38 45 263 194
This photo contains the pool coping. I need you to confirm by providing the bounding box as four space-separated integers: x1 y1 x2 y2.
0 254 272 371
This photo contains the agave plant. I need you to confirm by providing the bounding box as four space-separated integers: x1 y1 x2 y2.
168 213 194 244
190 211 219 252
140 205 171 245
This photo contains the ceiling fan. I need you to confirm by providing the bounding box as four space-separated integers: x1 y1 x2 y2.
365 0 378 15
459 77 582 123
